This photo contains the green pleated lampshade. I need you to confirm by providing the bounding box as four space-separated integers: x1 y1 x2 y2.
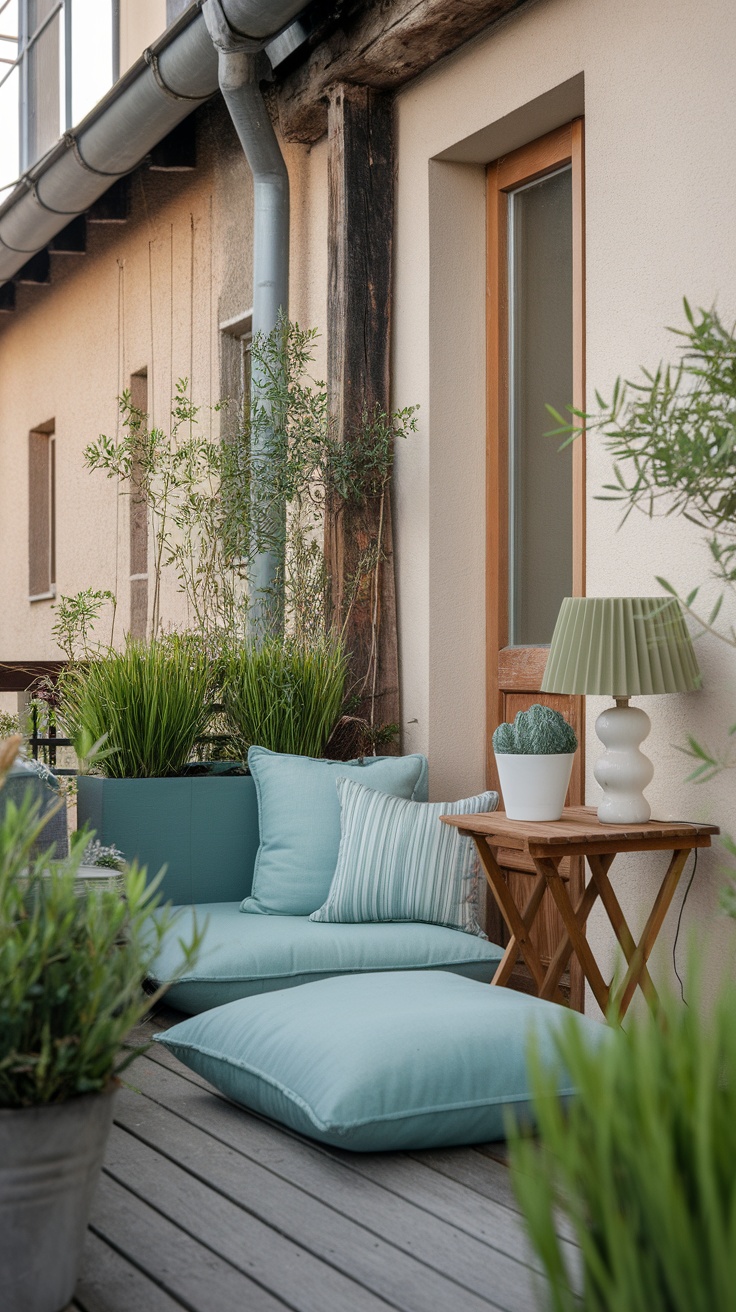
541 597 702 697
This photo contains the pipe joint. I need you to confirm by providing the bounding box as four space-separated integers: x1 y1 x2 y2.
202 0 263 54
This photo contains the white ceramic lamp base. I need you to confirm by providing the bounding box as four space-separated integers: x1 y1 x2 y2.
594 699 654 824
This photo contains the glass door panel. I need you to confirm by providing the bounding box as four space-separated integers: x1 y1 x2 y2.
508 165 573 646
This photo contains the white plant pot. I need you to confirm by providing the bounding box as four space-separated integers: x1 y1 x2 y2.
495 752 575 822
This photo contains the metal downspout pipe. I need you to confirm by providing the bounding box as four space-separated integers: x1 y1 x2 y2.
203 0 293 637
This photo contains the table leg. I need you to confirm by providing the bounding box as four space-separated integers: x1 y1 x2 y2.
540 875 601 1003
613 848 692 1019
539 858 612 1017
492 872 548 987
586 853 659 1012
474 838 549 992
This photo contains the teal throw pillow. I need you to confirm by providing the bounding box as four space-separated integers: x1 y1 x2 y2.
310 779 498 935
242 747 428 917
155 970 605 1151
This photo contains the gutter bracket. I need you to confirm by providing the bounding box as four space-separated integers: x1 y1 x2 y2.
63 132 127 179
144 48 208 102
30 183 86 218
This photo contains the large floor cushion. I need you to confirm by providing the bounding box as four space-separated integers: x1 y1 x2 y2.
151 903 504 1013
156 970 604 1151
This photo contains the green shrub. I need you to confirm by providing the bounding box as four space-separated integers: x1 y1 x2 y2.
59 635 213 778
508 972 736 1312
493 704 577 755
0 767 201 1107
222 633 348 760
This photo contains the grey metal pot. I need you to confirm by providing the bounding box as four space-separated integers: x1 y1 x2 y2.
0 1086 116 1312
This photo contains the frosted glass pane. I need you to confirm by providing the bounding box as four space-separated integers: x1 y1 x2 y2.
0 0 19 193
508 166 573 647
0 66 20 194
28 10 60 162
71 0 112 125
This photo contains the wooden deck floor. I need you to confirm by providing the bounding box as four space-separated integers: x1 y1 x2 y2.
68 1008 568 1312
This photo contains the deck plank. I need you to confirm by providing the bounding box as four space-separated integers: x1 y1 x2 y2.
105 1118 395 1312
89 1174 288 1312
114 1078 522 1312
75 1231 187 1312
124 1053 542 1308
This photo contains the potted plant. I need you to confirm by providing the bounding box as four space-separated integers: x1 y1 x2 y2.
73 836 127 894
492 704 577 822
63 635 260 907
509 954 736 1309
221 631 348 760
0 735 200 1312
66 631 349 907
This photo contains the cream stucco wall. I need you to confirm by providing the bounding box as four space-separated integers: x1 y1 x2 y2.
0 95 323 664
390 0 736 1010
0 100 255 657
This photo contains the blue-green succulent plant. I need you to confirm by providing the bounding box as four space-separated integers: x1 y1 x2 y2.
492 703 577 755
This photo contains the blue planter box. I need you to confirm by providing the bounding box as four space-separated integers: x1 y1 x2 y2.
77 775 259 906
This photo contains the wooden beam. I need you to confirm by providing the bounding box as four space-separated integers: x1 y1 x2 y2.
0 661 66 693
88 176 130 223
50 215 87 254
325 84 400 753
277 0 527 142
15 250 50 284
149 116 197 171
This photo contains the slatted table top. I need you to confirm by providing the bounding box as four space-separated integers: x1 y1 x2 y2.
441 806 719 857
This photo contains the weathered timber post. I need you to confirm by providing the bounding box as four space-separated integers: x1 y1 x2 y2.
325 83 400 751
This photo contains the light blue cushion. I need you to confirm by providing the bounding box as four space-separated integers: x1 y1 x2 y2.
155 970 604 1150
242 747 429 917
310 780 498 935
150 903 503 1013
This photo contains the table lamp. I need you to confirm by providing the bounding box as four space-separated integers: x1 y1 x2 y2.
541 597 701 824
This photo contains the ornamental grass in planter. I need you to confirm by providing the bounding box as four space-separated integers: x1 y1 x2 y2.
509 960 736 1312
221 631 348 761
60 636 258 904
0 736 201 1312
59 634 214 779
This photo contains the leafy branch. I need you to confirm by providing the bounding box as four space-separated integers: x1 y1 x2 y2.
549 299 736 871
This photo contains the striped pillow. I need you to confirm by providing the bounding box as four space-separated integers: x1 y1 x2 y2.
309 778 498 936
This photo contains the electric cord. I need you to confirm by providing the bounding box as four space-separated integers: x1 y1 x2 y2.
672 847 698 1005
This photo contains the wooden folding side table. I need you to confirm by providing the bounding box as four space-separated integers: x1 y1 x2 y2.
441 806 718 1021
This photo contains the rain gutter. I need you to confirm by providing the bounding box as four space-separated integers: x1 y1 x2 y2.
0 0 308 286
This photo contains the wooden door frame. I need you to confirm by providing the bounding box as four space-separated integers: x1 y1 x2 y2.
485 119 586 790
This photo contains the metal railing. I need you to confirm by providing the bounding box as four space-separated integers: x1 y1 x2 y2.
28 702 76 775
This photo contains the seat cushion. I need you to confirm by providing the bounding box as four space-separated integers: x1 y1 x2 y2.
150 902 503 1014
155 970 604 1151
310 779 498 935
242 747 429 917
